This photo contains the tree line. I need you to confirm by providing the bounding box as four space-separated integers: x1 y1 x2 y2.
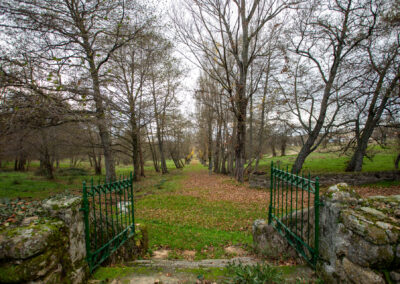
0 0 193 181
173 0 400 181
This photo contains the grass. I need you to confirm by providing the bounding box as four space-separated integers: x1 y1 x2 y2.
91 264 317 283
256 144 398 174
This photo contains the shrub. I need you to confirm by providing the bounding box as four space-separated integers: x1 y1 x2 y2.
225 262 283 284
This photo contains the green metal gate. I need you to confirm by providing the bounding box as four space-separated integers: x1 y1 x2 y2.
268 162 320 268
81 173 135 272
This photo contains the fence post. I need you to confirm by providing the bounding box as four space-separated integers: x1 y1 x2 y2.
81 181 91 269
314 177 320 267
130 172 135 234
268 161 273 224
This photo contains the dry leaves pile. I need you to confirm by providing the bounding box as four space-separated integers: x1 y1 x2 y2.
180 171 268 206
354 185 400 197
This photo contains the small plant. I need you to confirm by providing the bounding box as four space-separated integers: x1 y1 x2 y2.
225 262 283 284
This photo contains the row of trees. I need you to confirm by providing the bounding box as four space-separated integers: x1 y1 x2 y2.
175 0 400 181
0 0 192 180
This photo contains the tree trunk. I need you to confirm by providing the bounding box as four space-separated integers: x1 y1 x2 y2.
207 113 213 175
147 127 160 173
280 137 287 156
235 99 247 182
395 154 400 170
130 113 140 181
271 139 277 157
138 135 145 177
248 95 253 162
87 51 116 181
214 118 222 173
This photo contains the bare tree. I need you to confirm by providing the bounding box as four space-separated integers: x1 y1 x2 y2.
0 0 150 181
284 0 379 173
173 0 297 181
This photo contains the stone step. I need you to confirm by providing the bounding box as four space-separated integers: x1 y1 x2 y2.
126 257 260 269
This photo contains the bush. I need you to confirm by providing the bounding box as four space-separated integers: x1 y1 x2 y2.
225 262 283 284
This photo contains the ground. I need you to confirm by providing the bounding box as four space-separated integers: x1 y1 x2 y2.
1 146 399 282
91 161 317 283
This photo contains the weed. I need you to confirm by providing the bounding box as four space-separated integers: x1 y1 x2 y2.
225 262 283 284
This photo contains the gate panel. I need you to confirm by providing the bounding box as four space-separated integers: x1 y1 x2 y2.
268 162 320 268
81 173 135 272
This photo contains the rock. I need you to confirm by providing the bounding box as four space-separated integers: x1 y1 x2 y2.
328 183 349 192
0 248 62 283
0 219 64 260
390 271 400 282
360 207 386 220
252 219 297 259
375 221 393 230
319 185 400 283
42 196 82 211
342 258 385 284
346 234 394 268
21 216 39 226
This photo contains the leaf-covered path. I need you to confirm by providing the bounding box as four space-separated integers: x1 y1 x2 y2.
90 162 318 283
133 161 277 261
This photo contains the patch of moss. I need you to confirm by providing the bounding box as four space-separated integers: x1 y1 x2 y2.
92 266 161 280
176 267 228 280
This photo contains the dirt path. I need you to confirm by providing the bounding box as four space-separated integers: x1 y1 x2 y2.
179 170 269 206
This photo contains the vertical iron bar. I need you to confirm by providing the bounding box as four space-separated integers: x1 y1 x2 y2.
295 171 298 238
82 181 91 270
115 180 119 235
92 184 97 250
307 173 311 248
99 184 103 247
277 164 280 220
268 162 273 224
300 173 304 242
130 172 135 234
104 182 109 243
119 178 123 232
123 175 129 231
109 180 115 239
314 177 320 267
290 168 293 227
285 165 288 226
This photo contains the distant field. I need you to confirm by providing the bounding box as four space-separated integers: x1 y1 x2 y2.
0 160 177 200
256 144 398 174
0 144 398 200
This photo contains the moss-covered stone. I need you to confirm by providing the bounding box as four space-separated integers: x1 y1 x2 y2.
0 219 64 260
0 247 61 283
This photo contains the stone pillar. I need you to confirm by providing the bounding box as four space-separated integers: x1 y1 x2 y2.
42 196 89 283
318 184 399 284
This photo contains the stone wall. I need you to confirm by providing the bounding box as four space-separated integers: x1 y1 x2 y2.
319 184 399 283
249 171 400 188
0 195 149 283
253 184 400 283
0 196 88 283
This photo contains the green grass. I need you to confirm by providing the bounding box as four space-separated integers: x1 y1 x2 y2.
0 171 70 199
92 264 316 283
256 145 398 174
0 160 179 200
